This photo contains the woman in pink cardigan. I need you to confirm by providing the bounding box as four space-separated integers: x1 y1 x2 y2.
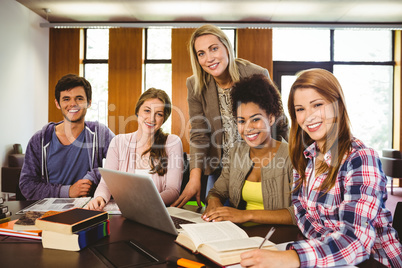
87 88 183 210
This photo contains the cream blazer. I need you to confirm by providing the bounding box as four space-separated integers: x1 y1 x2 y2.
187 60 269 175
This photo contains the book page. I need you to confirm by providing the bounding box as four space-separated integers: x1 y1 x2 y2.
204 237 275 252
16 197 91 214
180 221 249 249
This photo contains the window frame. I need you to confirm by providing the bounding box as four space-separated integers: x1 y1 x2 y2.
143 28 172 92
82 29 109 78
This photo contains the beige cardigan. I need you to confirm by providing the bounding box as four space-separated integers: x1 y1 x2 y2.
207 140 296 225
94 132 183 206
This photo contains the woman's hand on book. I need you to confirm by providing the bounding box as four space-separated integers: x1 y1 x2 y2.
202 197 223 221
85 196 106 211
240 249 300 268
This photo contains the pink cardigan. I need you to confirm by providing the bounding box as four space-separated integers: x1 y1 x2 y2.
94 132 183 205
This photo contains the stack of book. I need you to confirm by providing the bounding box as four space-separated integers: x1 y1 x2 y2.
35 208 110 251
0 197 11 223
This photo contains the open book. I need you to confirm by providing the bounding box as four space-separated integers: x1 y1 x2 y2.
16 198 121 215
175 221 276 267
16 198 92 215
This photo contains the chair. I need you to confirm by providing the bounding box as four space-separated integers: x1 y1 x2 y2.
380 149 402 195
1 144 26 200
393 202 402 241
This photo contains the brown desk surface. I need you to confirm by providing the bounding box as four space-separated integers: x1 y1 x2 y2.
0 201 384 268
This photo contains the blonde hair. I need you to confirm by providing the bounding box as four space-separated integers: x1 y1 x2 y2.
188 24 248 95
287 69 352 192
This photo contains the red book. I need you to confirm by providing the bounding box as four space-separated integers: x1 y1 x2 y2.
0 219 42 240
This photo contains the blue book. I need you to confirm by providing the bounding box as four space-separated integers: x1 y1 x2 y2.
41 220 110 251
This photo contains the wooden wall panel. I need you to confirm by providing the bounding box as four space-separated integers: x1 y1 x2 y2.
171 28 195 154
108 28 143 134
237 28 273 78
394 30 402 151
48 29 80 123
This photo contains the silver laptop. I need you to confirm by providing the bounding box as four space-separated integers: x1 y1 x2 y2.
99 168 205 235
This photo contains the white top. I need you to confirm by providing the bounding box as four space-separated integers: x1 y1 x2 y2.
94 131 184 206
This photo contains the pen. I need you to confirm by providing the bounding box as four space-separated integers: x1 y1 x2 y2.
166 256 206 268
258 227 276 249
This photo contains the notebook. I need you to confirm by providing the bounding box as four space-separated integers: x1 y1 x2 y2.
99 168 205 235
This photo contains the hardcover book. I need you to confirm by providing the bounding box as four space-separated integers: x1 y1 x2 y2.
175 221 276 267
35 208 108 234
42 220 110 251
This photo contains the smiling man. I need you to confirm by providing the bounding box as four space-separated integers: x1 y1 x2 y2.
19 74 115 200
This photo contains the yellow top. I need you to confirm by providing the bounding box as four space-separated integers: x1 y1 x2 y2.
242 180 264 210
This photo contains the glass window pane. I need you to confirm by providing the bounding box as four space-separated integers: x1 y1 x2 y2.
86 29 109 60
222 29 236 52
147 29 172 60
334 65 393 153
145 64 172 133
334 30 392 62
85 64 109 126
280 75 297 125
273 29 330 61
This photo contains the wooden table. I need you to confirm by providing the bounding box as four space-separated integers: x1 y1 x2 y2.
0 201 385 268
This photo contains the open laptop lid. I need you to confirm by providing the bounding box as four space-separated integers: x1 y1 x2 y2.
99 168 179 235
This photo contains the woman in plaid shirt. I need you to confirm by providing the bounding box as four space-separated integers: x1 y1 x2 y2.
240 68 402 267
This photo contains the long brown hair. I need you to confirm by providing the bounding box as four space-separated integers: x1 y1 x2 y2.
135 88 171 176
287 69 352 192
188 24 249 95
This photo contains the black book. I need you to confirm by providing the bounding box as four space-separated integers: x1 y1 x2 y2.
35 208 108 234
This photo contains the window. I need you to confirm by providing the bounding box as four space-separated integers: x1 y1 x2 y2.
273 29 330 61
273 29 394 153
145 28 172 134
83 28 236 134
83 29 109 126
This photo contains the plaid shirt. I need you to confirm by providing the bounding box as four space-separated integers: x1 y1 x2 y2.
288 138 402 267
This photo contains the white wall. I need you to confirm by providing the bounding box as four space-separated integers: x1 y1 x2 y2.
0 0 49 182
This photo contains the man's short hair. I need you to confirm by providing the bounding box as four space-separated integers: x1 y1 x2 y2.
55 74 92 105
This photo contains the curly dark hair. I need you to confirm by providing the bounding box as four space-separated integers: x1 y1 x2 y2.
231 74 289 141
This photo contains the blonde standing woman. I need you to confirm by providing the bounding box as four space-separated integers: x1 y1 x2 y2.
171 24 288 207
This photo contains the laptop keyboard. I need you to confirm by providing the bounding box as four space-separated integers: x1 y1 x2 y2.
170 216 195 229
